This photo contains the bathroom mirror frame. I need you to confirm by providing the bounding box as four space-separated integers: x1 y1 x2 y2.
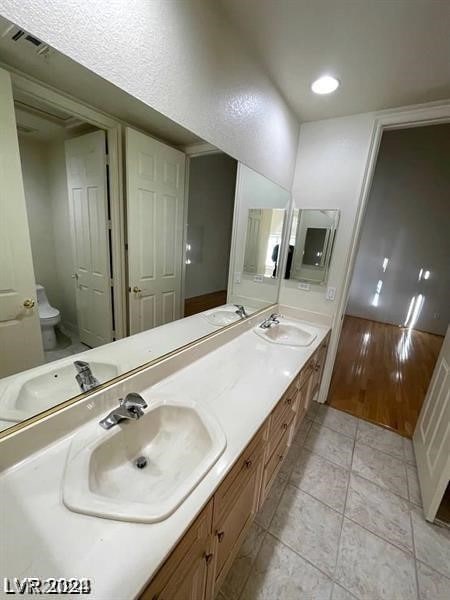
0 302 277 441
285 208 340 286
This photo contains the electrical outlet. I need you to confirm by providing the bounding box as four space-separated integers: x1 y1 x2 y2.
326 286 336 301
298 282 310 291
253 274 263 283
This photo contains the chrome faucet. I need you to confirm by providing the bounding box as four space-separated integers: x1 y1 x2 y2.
74 360 100 393
99 393 148 430
260 313 281 329
234 304 248 319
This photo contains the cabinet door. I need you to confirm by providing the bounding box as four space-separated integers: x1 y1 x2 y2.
212 452 264 593
141 502 213 600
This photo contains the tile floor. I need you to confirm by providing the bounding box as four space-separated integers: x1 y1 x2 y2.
217 403 450 600
44 328 89 363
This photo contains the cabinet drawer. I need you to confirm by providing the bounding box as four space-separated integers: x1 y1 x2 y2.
297 361 314 391
213 424 265 525
267 403 295 459
269 384 296 436
262 424 290 500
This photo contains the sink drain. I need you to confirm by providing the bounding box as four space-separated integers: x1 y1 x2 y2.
135 456 147 469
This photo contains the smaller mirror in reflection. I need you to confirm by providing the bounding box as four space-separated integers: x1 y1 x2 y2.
243 208 286 278
286 209 339 284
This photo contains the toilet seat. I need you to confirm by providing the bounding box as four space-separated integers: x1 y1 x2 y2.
36 284 61 350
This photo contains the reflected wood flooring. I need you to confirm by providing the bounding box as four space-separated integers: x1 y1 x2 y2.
328 315 443 438
184 289 227 317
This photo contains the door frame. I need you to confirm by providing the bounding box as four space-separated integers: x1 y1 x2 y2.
319 100 450 404
182 143 223 316
3 65 127 340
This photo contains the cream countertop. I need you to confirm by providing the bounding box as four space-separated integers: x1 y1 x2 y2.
0 317 329 600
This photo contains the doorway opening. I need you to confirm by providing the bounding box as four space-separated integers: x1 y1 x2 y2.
14 92 115 363
184 153 238 316
328 124 449 437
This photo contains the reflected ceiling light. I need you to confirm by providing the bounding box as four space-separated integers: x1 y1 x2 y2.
409 294 424 330
403 296 416 327
382 258 389 272
424 270 431 280
311 75 340 95
418 268 423 281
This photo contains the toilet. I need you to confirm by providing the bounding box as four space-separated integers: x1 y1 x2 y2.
36 284 61 351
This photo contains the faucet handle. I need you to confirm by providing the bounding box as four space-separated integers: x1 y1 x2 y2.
122 392 148 409
74 360 90 373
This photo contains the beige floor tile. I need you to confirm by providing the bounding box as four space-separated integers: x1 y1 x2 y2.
315 405 358 439
270 483 342 576
335 518 417 600
290 448 349 513
411 507 450 579
345 473 413 553
417 560 450 600
305 423 354 469
357 420 404 460
240 533 332 600
352 441 408 498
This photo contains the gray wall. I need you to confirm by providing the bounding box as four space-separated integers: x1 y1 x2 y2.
185 154 237 299
347 124 450 335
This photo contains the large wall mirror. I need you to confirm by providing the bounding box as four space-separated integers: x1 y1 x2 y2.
285 209 339 284
0 16 290 435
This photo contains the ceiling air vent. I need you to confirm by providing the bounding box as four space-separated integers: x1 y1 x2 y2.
2 22 51 56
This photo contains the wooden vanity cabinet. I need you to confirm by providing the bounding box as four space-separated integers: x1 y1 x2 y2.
211 425 265 594
141 501 214 600
141 334 330 600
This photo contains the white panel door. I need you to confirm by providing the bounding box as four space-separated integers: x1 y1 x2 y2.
65 131 113 347
0 67 44 377
126 128 185 334
414 325 450 521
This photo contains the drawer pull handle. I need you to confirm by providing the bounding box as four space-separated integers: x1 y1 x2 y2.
282 423 288 430
278 454 284 462
286 398 292 406
217 530 225 543
244 459 252 469
204 552 214 565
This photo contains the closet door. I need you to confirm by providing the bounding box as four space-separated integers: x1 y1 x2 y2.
414 325 450 521
0 67 44 377
126 127 185 334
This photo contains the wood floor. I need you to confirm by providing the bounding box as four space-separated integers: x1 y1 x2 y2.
328 315 443 438
184 289 227 317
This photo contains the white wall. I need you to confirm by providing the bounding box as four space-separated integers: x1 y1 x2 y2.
280 113 375 317
0 0 299 190
347 125 450 336
18 135 59 306
47 139 78 331
17 134 78 331
186 153 237 299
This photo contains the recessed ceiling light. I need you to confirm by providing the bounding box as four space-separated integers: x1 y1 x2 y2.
311 75 340 95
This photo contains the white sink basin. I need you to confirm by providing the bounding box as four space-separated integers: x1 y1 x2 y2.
0 361 118 423
63 399 226 523
254 319 317 347
203 310 241 326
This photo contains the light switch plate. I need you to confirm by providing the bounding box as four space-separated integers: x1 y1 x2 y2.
234 272 241 284
298 282 310 291
253 275 263 283
326 286 336 301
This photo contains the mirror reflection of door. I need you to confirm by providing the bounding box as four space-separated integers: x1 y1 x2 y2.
0 67 44 377
126 127 186 335
243 208 286 278
65 131 114 347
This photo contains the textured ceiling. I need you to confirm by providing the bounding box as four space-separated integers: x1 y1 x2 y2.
220 0 450 121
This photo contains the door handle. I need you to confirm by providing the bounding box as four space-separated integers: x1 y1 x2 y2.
132 286 142 294
23 298 35 309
